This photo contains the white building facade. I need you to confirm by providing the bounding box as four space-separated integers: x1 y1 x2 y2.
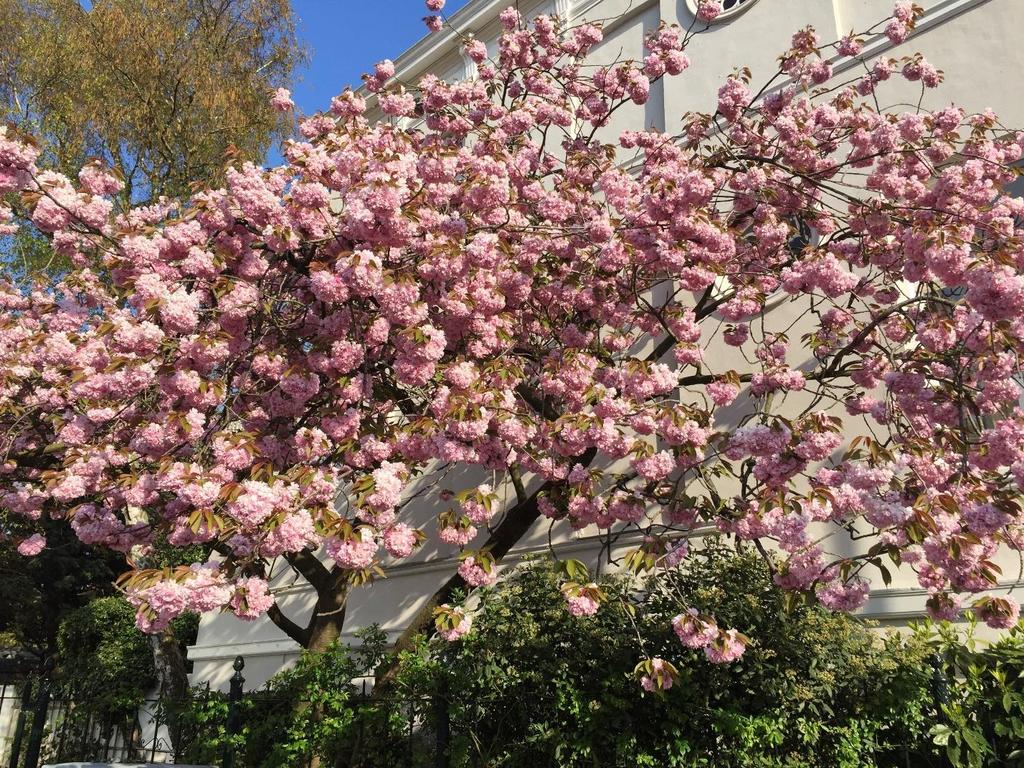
189 0 1024 690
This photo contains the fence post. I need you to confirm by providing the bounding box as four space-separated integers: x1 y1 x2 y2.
221 656 245 768
930 651 950 708
434 679 450 768
7 680 33 768
23 660 54 768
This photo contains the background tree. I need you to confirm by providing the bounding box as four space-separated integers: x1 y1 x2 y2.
0 514 124 657
0 0 305 278
0 0 303 205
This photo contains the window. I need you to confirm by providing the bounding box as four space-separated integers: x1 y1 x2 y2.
686 0 761 22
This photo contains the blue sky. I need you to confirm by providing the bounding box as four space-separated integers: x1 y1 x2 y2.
290 0 473 115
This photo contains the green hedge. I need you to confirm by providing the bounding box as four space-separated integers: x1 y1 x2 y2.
165 547 1024 767
417 548 934 768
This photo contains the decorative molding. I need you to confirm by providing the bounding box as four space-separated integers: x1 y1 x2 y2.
858 579 1024 620
829 0 990 78
189 638 302 662
552 0 573 20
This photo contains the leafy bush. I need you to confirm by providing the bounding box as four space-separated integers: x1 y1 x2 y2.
165 548 1024 768
925 619 1024 767
175 626 433 768
55 596 157 717
401 546 936 768
52 596 158 759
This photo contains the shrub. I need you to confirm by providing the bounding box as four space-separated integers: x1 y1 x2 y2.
55 596 157 717
405 546 936 768
52 596 157 759
166 549 1024 767
925 619 1024 766
175 626 433 768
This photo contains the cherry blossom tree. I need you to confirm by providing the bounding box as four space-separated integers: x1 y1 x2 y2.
3 0 1024 687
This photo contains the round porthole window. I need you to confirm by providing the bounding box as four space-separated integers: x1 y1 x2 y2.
686 0 762 22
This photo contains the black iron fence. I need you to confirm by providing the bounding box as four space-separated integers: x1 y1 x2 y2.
0 658 443 768
1 680 177 766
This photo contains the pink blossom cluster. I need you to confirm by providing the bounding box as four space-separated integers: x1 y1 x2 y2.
562 582 603 617
434 603 472 641
457 553 497 587
672 609 748 664
326 528 378 570
129 564 235 632
638 657 677 692
16 533 46 556
270 87 295 112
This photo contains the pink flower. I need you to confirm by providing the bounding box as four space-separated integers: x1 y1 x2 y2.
231 577 274 620
374 59 395 81
884 19 909 44
664 540 689 567
270 87 294 112
366 461 406 514
327 530 378 570
837 35 863 57
498 7 520 29
564 583 603 617
706 380 739 406
892 0 915 22
672 609 718 648
439 523 477 547
436 605 471 641
695 0 721 21
464 39 488 64
135 580 189 632
926 593 962 621
228 480 286 529
633 451 675 480
17 533 46 556
458 555 496 587
425 0 444 9
704 629 747 663
424 15 443 32
380 92 417 117
794 432 842 462
383 523 419 558
817 578 870 612
974 596 1021 630
262 511 319 557
638 657 676 691
79 163 123 196
566 594 600 617
723 325 749 346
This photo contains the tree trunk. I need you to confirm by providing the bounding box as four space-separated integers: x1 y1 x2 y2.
306 585 349 652
153 628 191 756
302 587 350 768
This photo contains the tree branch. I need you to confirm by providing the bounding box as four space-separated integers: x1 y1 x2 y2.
266 602 311 647
376 447 599 689
284 548 334 594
